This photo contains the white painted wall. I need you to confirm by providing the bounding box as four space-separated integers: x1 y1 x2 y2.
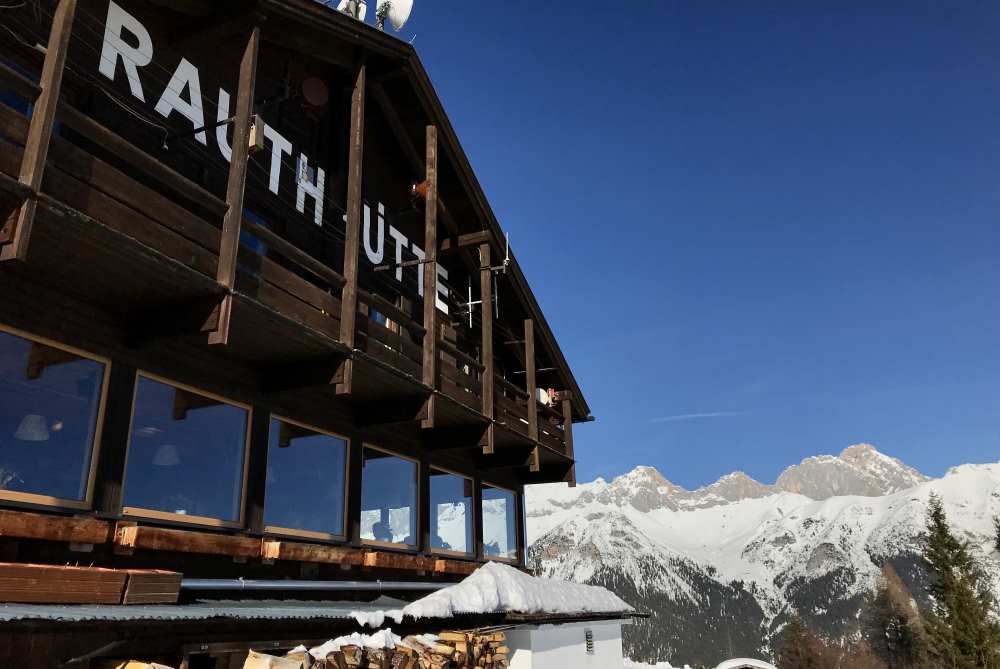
506 620 625 669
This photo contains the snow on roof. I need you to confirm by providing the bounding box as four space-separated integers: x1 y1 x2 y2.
401 561 633 619
715 660 777 669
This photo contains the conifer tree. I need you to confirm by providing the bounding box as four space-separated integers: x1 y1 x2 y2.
993 515 999 554
776 615 834 669
866 563 930 668
922 493 1000 669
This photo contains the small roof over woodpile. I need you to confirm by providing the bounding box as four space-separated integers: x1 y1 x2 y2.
0 564 635 626
402 562 633 620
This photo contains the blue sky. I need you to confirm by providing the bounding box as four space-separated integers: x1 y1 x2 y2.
401 1 1000 488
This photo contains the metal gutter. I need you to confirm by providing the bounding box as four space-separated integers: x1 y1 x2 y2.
180 578 446 593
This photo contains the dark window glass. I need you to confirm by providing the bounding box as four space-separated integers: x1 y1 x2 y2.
264 418 347 537
0 331 105 503
122 376 248 522
482 485 518 560
430 470 473 554
360 448 416 546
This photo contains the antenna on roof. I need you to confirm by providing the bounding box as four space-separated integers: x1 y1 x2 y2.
375 0 414 31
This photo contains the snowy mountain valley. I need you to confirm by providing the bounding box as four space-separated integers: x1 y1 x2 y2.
525 444 1000 667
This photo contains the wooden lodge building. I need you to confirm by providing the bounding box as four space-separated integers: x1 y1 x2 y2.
0 0 596 664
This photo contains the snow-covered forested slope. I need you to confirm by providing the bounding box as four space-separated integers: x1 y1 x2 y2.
526 445 1000 667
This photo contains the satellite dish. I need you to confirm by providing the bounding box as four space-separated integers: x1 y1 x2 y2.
376 0 413 31
336 0 367 20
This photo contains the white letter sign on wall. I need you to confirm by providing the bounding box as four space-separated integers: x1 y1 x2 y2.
95 0 451 315
98 0 153 101
154 58 208 145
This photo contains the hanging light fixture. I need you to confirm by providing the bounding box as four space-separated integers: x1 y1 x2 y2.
13 414 50 442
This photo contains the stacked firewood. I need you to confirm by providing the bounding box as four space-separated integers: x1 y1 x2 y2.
246 630 510 669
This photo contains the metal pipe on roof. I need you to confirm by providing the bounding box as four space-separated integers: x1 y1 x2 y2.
180 578 446 593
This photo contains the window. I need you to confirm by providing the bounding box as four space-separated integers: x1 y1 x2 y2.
264 417 348 539
122 374 249 525
360 447 417 547
429 469 473 555
482 484 518 560
0 328 107 507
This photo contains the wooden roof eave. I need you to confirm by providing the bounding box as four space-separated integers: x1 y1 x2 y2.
399 53 593 422
215 0 592 421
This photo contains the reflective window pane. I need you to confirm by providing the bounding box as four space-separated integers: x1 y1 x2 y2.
482 485 518 560
430 470 473 554
0 332 105 503
360 448 416 546
122 376 248 522
264 419 347 537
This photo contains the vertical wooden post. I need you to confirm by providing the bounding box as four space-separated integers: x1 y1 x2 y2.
337 60 366 395
346 436 364 546
561 395 576 487
418 456 431 554
420 125 438 428
514 485 527 568
479 243 495 454
209 26 260 346
244 409 271 533
472 477 485 561
524 318 540 472
91 364 137 515
0 0 77 263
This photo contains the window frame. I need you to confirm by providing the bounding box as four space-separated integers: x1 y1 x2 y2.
0 323 111 511
120 371 252 529
262 414 351 542
428 465 475 559
480 480 521 564
359 443 420 552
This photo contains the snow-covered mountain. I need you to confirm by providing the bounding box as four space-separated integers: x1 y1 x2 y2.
526 445 1000 667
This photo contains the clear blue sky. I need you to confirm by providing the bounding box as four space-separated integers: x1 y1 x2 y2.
401 1 1000 488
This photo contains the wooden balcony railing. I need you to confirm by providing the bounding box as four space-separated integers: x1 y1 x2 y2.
0 60 571 456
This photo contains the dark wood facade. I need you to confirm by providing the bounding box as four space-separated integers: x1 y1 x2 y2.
0 0 590 586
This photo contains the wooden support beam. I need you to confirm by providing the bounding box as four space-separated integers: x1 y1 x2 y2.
0 510 110 545
113 523 261 559
480 243 495 454
92 364 138 515
473 477 484 561
421 125 439 429
337 60 367 395
524 319 540 472
362 551 435 572
562 396 576 486
418 455 431 554
244 409 270 534
262 540 364 566
356 396 430 427
210 25 260 346
434 559 478 576
1 0 77 263
346 430 364 547
440 230 493 254
262 354 348 394
514 486 527 567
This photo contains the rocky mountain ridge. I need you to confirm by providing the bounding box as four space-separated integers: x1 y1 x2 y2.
526 446 1000 667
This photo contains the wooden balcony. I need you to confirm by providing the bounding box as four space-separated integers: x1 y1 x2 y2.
0 64 574 480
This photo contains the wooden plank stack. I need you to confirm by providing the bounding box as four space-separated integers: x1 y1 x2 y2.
0 562 182 605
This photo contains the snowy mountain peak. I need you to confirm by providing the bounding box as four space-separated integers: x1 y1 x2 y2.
776 443 928 499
